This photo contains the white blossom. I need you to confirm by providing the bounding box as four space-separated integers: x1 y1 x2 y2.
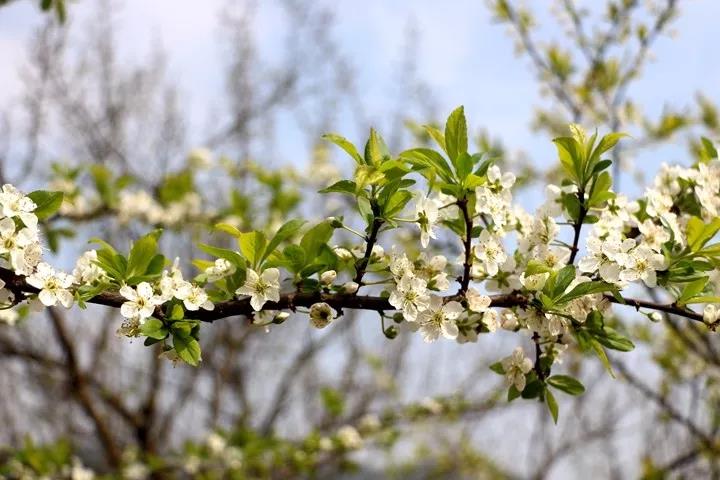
414 193 440 248
466 287 491 312
0 184 38 229
181 285 214 311
501 347 533 392
388 274 430 322
119 282 162 322
235 268 280 311
620 245 667 287
72 250 106 284
473 229 507 276
204 258 236 282
416 295 463 342
26 262 74 308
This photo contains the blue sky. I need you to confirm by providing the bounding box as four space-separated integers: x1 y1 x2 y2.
2 0 719 180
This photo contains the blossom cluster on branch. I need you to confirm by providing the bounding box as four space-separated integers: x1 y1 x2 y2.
1 106 719 421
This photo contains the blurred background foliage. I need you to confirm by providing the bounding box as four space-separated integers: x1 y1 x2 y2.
0 0 719 478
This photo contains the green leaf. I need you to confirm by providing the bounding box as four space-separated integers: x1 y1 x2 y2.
364 128 390 165
547 375 585 396
557 280 616 305
319 180 358 195
300 221 334 259
173 333 202 366
553 137 582 183
140 318 168 340
322 133 364 165
282 245 306 273
215 223 243 237
126 231 162 279
27 190 64 220
354 164 385 188
400 148 454 183
686 216 720 252
489 361 505 375
507 385 521 402
383 190 412 218
238 231 267 268
592 132 628 159
594 327 635 352
445 106 468 163
590 339 615 378
320 387 345 417
550 265 576 298
677 276 709 306
423 125 447 154
588 171 614 207
264 219 306 263
545 389 559 424
197 243 246 269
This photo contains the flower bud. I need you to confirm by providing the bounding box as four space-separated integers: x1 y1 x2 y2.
309 302 335 329
333 246 353 261
521 272 549 291
383 325 398 339
342 281 359 294
320 270 337 285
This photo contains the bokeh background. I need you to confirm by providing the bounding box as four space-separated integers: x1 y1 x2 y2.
0 0 719 478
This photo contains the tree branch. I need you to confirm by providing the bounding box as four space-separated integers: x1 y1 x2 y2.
457 197 474 294
0 267 706 324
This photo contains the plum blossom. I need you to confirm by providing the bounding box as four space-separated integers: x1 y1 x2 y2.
416 295 463 342
414 193 440 248
473 229 507 276
0 184 38 229
236 268 280 311
620 245 667 287
26 262 74 308
119 282 162 322
388 274 430 322
501 347 534 392
204 258 236 282
466 287 491 312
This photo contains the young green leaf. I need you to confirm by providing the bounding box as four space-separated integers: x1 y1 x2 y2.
173 333 202 366
322 133 364 165
547 375 586 396
545 388 559 424
238 231 267 268
445 106 468 164
27 190 64 220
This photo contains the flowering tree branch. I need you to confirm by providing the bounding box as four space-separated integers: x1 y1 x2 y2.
1 106 718 424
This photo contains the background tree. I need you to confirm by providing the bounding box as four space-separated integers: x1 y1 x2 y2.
0 1 718 479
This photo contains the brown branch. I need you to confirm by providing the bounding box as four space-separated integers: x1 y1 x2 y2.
567 189 587 265
457 197 474 294
353 209 384 288
0 266 708 324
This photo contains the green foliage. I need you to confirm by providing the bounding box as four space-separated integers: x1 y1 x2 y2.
546 375 585 396
27 190 63 220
